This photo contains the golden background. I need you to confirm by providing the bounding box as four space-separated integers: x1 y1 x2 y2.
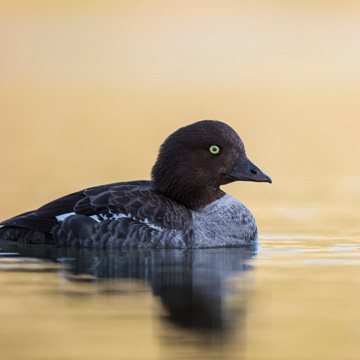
1 0 359 223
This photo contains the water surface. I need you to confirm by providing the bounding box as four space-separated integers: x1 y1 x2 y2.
1 206 359 360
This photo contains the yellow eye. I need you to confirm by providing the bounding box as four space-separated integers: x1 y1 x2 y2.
209 145 220 154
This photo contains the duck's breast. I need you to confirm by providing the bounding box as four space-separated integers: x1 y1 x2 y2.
190 194 258 248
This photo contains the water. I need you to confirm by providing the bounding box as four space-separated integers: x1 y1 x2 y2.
0 245 254 358
1 216 360 360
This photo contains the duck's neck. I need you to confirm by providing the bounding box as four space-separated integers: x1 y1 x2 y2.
152 178 225 209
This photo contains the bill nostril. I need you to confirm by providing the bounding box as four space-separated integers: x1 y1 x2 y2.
250 170 257 175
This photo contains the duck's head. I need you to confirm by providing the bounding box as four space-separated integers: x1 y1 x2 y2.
151 120 271 208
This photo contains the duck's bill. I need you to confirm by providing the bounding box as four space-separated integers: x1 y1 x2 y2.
226 157 272 183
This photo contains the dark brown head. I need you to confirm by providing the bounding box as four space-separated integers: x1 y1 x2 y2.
151 120 271 208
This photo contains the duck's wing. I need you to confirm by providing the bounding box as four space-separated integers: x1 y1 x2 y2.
0 180 191 233
73 183 191 230
0 181 148 232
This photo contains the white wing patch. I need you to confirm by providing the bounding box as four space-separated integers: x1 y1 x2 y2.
110 212 163 231
57 211 163 231
56 212 76 222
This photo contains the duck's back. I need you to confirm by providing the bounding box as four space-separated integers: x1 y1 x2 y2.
0 181 194 248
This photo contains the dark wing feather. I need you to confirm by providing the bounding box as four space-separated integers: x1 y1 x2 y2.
0 181 151 233
0 180 190 234
35 191 85 217
73 182 191 230
0 189 87 232
34 181 145 216
0 214 58 232
105 186 192 230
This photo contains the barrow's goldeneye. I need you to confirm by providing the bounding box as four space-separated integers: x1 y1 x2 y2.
0 120 271 248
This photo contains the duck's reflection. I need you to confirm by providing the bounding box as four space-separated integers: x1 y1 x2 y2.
2 245 256 332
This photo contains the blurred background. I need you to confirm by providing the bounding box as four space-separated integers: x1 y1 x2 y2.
0 0 359 233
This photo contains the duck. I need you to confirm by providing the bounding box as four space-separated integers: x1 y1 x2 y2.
0 120 271 248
